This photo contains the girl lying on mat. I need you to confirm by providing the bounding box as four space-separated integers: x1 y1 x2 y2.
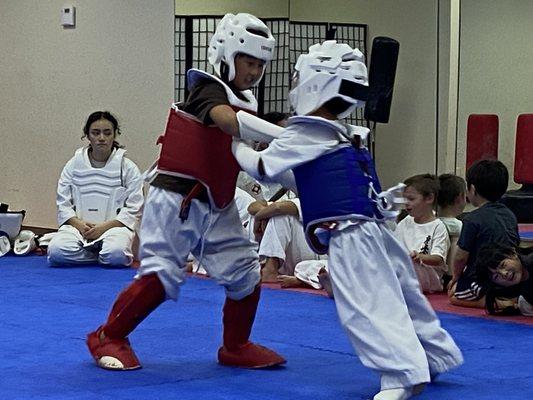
475 243 533 316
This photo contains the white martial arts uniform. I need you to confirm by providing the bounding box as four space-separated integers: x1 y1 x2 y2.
192 187 257 276
237 172 316 274
237 171 291 203
48 147 143 267
293 258 329 289
234 187 256 230
137 186 260 301
394 215 450 293
252 117 463 389
135 70 262 301
257 198 321 275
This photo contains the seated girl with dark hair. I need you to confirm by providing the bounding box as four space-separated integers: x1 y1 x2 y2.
47 111 144 267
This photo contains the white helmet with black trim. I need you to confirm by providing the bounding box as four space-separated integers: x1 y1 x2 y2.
208 13 275 82
289 40 369 119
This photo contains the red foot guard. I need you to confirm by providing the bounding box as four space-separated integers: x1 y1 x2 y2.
86 274 166 371
87 326 141 370
218 285 286 368
218 341 286 368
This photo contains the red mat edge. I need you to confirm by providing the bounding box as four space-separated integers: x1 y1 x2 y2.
189 273 533 325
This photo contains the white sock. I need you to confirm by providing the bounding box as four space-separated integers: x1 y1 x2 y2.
373 388 411 400
373 384 425 400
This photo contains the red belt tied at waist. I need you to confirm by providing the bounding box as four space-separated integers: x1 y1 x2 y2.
156 106 242 218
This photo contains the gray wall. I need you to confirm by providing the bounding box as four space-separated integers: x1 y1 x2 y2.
1 0 532 228
291 0 441 188
457 0 533 185
0 0 175 227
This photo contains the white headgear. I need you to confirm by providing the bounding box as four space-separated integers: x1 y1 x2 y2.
0 235 10 257
208 13 275 82
13 230 37 256
289 40 369 119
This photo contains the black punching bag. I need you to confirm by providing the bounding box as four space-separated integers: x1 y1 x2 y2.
364 37 399 124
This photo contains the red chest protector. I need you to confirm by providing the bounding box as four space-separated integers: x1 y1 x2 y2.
156 70 257 210
157 106 256 210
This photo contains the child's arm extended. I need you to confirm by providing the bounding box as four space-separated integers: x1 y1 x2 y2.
233 138 297 192
209 105 240 136
232 122 335 180
209 105 283 142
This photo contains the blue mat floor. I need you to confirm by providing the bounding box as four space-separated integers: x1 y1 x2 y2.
1 255 532 399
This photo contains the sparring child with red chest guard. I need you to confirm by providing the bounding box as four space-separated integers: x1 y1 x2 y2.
232 40 463 400
87 12 286 371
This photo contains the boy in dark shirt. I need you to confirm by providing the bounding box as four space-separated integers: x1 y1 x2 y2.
448 160 519 307
87 13 286 371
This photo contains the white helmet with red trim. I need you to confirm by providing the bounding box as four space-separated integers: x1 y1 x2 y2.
208 13 275 83
289 40 369 119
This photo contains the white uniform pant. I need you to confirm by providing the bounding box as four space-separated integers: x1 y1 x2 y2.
258 214 318 275
328 221 463 389
136 186 260 301
293 259 329 289
47 224 134 267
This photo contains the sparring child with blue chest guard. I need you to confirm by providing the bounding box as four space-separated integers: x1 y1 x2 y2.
87 13 286 371
232 40 463 400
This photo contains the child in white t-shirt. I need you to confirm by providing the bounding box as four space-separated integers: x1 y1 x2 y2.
395 174 449 293
437 174 467 279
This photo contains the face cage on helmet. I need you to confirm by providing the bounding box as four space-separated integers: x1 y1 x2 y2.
210 14 274 83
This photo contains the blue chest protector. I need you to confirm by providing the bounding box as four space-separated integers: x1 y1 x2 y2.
293 144 384 254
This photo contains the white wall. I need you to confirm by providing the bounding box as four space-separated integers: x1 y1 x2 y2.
0 0 175 227
438 0 462 176
2 0 530 229
457 0 533 185
175 0 288 17
290 0 440 187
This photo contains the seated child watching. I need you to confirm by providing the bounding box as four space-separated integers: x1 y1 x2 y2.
394 174 449 293
250 197 321 282
437 173 467 280
448 160 519 308
47 111 144 268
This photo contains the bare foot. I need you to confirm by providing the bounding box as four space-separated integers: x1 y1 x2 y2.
261 257 280 283
184 261 194 273
261 267 278 282
277 275 304 288
318 268 334 298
